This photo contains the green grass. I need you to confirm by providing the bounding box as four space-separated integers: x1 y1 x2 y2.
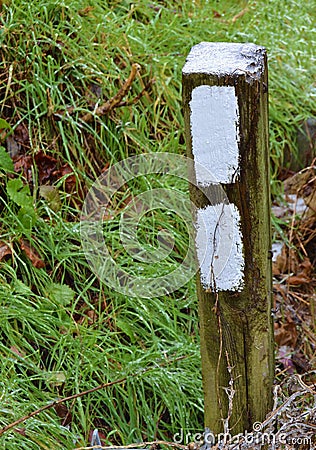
0 0 315 448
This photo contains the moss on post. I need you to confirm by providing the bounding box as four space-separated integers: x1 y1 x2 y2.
182 42 274 435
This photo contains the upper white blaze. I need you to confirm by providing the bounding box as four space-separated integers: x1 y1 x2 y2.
190 85 240 185
195 203 244 291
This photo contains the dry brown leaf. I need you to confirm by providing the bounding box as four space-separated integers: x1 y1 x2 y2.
212 10 221 18
13 154 33 182
283 166 316 217
274 316 298 348
273 245 299 275
54 403 72 426
86 310 98 324
287 274 311 285
284 167 314 194
13 428 26 436
292 352 311 372
0 242 12 261
58 164 76 193
299 257 313 275
19 239 45 268
34 150 58 184
287 257 313 285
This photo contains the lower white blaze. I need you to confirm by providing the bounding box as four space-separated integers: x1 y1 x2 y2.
195 203 244 291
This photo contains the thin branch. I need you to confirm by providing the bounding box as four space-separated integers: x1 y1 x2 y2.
0 376 127 437
0 355 188 437
80 63 141 123
73 440 188 450
231 7 248 23
116 78 156 108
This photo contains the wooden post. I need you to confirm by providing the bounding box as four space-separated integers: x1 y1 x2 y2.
182 43 274 435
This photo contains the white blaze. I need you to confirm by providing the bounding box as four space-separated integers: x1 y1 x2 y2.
195 204 244 291
189 85 240 186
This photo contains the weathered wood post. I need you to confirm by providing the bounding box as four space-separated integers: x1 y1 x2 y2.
182 43 274 435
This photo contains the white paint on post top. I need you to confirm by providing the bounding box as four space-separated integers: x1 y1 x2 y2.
189 85 240 185
195 203 244 292
182 41 265 77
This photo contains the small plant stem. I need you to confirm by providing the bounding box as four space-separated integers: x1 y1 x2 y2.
80 63 141 123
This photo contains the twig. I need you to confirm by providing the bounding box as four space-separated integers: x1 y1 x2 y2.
80 63 141 123
73 440 188 450
0 376 127 437
222 351 238 435
115 78 155 107
232 7 248 23
0 63 14 117
260 388 312 429
0 354 188 437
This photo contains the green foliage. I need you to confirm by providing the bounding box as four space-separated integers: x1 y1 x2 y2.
0 118 11 130
47 282 75 306
7 179 33 208
0 146 14 172
6 178 37 230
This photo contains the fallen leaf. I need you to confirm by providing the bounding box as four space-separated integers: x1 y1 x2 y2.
300 258 313 275
273 245 299 275
287 257 312 285
0 242 12 261
274 316 298 348
58 164 76 193
6 135 21 158
292 352 311 372
14 123 29 147
85 82 102 109
287 274 311 285
78 309 98 326
34 150 58 184
6 123 29 157
39 185 61 212
13 428 26 436
54 403 72 426
282 166 316 219
284 167 314 194
86 309 98 324
19 239 45 268
13 154 33 182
